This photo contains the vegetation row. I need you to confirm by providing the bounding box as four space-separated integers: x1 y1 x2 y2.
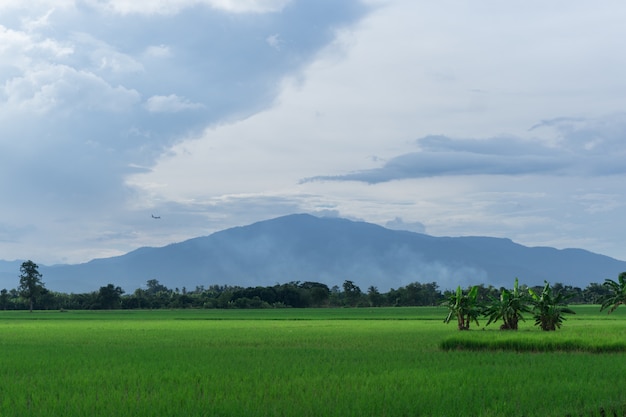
440 336 626 353
7 262 626 331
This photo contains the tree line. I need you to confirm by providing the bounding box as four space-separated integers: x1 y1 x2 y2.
2 261 624 313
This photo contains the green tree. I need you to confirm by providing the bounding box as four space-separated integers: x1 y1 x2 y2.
583 282 611 304
18 260 45 312
328 285 342 307
274 282 309 307
0 288 9 310
367 286 384 307
599 272 626 314
342 280 362 307
146 279 169 295
528 281 576 331
97 284 125 309
443 285 480 330
394 282 442 306
483 278 530 330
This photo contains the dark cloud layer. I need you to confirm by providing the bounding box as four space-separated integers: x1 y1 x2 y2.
305 114 626 183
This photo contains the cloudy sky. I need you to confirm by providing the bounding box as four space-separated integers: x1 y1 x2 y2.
2 0 626 265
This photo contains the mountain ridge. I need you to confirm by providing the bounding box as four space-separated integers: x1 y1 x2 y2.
1 213 624 293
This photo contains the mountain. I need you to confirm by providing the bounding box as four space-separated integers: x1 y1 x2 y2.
2 214 625 293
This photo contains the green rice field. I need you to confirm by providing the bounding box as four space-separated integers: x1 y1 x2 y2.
0 306 625 416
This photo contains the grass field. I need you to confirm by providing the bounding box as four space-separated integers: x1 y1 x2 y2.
0 306 625 416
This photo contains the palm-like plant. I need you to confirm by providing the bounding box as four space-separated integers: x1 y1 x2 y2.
443 285 480 330
484 278 531 330
599 272 626 314
528 281 576 331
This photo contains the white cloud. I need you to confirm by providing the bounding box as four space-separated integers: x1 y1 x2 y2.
144 44 172 59
95 52 143 74
1 64 140 114
0 1 74 12
574 193 623 214
205 0 291 13
145 94 205 113
385 218 426 234
21 10 50 31
0 24 72 72
0 0 291 14
266 34 283 50
84 0 292 15
68 32 144 74
33 38 74 59
0 25 34 70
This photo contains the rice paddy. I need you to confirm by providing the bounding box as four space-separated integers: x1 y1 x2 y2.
0 306 624 416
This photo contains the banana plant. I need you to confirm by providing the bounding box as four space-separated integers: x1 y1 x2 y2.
484 278 531 330
599 272 626 314
443 285 480 330
528 281 576 331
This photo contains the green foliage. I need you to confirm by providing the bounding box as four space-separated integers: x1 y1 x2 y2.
528 281 576 331
7 261 626 316
387 281 441 306
145 278 169 295
96 284 125 309
18 260 45 312
442 285 480 330
0 288 9 310
342 280 362 306
483 278 531 330
584 282 612 304
599 272 626 314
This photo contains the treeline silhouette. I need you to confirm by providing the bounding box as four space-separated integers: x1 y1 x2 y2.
0 277 613 310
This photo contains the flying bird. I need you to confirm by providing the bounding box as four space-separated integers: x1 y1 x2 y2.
151 214 161 219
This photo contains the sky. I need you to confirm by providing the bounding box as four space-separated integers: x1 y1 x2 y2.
2 0 626 266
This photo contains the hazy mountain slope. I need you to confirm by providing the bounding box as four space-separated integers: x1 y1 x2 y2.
1 214 625 293
0 260 25 291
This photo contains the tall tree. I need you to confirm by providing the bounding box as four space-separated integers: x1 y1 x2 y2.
97 284 125 309
342 280 362 307
599 272 626 314
18 260 45 313
367 286 384 307
145 279 169 295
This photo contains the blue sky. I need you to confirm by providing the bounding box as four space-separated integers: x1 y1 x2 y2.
2 0 626 265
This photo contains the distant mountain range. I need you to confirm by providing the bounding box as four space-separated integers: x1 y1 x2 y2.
1 213 625 293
